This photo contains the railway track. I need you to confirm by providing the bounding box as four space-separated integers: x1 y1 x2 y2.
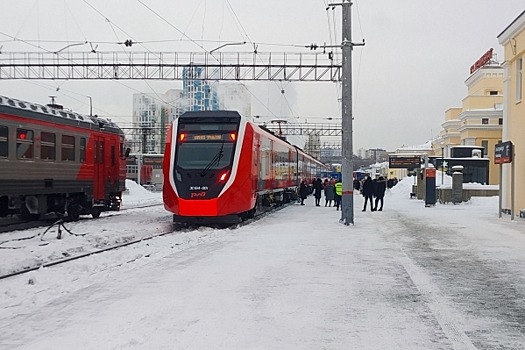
0 202 164 233
0 203 289 281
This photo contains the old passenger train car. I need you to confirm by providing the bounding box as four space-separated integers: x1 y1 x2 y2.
0 95 128 220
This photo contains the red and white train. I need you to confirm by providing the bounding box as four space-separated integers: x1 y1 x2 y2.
163 111 327 225
0 95 128 220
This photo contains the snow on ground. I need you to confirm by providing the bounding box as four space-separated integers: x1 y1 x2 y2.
121 179 164 208
2 177 525 349
0 180 164 276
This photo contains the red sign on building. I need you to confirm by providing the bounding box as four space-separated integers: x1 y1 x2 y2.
470 48 493 74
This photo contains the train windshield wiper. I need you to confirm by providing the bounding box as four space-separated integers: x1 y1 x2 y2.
200 141 225 175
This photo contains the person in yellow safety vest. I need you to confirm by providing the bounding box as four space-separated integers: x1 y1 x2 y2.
334 180 342 211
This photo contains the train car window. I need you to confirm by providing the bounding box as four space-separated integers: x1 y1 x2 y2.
80 137 86 163
0 125 8 158
61 135 76 161
16 128 34 159
40 132 56 160
95 141 104 164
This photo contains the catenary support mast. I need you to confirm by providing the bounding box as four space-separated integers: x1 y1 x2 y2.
335 0 364 225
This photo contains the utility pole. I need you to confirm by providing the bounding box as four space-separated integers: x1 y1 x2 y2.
330 0 364 225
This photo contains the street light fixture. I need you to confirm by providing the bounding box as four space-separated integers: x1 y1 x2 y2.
210 41 247 54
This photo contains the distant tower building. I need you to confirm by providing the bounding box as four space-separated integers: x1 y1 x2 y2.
182 66 219 111
132 89 183 154
216 83 251 116
305 133 321 160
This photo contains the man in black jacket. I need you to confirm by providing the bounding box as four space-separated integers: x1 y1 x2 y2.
373 176 387 211
361 176 374 211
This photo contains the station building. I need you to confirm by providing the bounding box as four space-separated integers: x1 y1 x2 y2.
432 51 503 185
498 10 525 217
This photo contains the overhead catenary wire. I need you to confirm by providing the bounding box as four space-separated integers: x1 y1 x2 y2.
0 1 339 131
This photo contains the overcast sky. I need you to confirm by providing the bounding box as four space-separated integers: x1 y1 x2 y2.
0 0 523 151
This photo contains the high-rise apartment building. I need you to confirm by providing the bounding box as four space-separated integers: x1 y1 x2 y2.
182 66 219 112
132 89 183 154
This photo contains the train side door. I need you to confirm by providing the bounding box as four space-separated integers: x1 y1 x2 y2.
93 136 105 200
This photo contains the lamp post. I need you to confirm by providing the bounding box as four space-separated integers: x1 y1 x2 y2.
441 147 445 185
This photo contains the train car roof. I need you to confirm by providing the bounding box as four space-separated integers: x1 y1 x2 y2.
0 95 123 134
179 110 242 120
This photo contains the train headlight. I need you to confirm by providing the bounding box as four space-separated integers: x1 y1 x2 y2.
218 171 229 182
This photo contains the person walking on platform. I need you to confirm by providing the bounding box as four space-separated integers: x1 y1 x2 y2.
361 176 374 212
299 180 308 205
313 178 323 206
334 179 342 211
373 176 387 211
353 178 361 193
324 180 335 207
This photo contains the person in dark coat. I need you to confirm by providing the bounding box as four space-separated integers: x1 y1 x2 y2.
373 176 387 211
313 178 323 206
353 178 361 193
324 180 335 207
299 180 308 205
361 176 374 211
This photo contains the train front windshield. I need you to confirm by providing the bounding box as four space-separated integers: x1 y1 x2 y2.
176 142 234 169
175 122 238 171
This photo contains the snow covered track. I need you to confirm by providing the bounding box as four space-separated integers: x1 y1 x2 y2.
0 227 177 280
0 199 287 280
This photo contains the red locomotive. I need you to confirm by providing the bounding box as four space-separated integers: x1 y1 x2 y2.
163 110 327 225
0 95 129 220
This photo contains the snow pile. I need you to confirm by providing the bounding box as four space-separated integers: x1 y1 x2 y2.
122 179 162 208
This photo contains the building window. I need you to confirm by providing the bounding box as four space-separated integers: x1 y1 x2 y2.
40 132 56 160
517 57 523 101
489 90 498 96
499 118 503 125
481 140 489 156
482 118 489 125
0 125 8 158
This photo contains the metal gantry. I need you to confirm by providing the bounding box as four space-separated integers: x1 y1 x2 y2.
262 123 342 136
0 51 341 82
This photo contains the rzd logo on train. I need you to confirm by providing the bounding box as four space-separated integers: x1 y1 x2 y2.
191 191 206 198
